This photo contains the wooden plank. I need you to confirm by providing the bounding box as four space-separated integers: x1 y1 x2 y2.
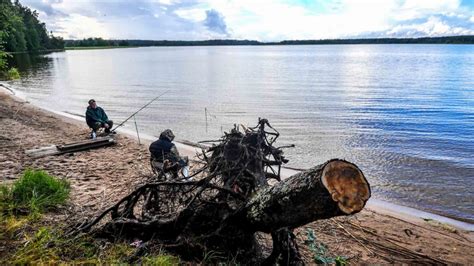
25 137 116 158
57 138 116 153
25 144 57 154
57 137 114 151
25 145 61 158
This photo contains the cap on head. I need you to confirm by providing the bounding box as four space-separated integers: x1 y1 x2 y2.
160 129 175 141
88 99 96 105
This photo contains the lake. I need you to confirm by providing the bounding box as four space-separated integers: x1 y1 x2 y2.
6 44 474 222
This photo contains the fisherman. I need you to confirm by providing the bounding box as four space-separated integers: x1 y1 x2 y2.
149 129 189 179
85 99 113 137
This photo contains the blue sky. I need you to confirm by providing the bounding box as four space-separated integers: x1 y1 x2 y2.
22 0 474 41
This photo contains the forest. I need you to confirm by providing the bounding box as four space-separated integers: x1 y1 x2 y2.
65 38 130 48
0 0 64 78
0 0 64 52
66 35 474 48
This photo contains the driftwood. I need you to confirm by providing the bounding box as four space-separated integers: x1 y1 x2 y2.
75 119 370 264
25 136 116 158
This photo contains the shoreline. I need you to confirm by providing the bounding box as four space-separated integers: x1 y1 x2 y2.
65 46 138 50
1 85 473 263
1 83 472 231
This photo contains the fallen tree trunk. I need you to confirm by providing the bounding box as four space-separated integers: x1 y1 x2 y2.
76 119 371 264
244 159 370 233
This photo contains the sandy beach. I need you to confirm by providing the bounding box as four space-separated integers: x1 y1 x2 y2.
1 88 473 264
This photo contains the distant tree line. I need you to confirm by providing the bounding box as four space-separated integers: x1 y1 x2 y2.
122 39 261 46
278 35 474 45
65 38 130 47
0 0 64 53
65 36 474 48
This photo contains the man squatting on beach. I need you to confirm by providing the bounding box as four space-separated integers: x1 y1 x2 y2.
85 99 113 137
149 129 190 179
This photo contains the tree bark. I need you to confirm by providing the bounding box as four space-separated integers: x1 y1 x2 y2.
243 159 370 232
91 159 370 237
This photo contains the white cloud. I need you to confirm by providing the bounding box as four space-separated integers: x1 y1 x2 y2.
385 16 473 37
199 0 437 40
201 0 397 40
174 8 207 22
394 0 461 20
22 0 474 40
56 14 110 39
153 0 175 5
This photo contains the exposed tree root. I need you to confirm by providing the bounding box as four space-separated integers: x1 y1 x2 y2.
73 118 371 264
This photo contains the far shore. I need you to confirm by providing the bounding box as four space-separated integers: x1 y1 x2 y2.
0 84 473 264
65 46 138 50
8 48 65 54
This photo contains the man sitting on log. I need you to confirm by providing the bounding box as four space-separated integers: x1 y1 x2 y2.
85 99 113 138
149 129 189 180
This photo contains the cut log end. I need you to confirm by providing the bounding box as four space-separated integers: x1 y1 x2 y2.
321 160 371 214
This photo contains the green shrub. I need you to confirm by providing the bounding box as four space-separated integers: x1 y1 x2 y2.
7 67 20 80
2 169 70 214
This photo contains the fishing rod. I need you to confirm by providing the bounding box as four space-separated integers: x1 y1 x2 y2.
111 90 169 133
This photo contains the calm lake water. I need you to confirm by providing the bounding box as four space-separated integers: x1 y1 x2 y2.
6 45 474 222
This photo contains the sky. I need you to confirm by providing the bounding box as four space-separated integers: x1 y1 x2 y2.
22 0 474 41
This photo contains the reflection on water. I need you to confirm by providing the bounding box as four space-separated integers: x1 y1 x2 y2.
7 45 474 222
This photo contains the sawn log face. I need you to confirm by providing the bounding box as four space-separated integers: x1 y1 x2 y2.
244 159 370 233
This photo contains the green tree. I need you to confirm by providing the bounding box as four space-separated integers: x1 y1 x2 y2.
48 34 64 49
0 0 26 52
0 48 8 72
0 0 64 52
16 1 41 51
0 42 20 80
1 30 10 74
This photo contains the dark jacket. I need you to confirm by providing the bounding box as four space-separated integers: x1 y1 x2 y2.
85 106 109 128
149 137 180 163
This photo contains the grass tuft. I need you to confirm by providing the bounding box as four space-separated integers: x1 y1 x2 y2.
10 227 59 264
0 213 29 239
142 254 181 265
1 169 70 214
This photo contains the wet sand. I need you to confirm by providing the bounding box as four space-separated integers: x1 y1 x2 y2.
0 88 472 264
